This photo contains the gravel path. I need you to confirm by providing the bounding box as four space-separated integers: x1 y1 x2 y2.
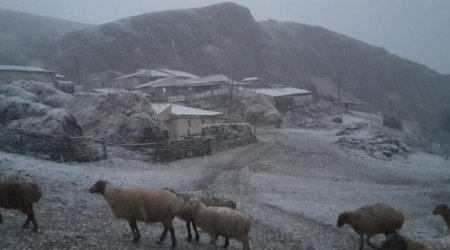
1 128 450 249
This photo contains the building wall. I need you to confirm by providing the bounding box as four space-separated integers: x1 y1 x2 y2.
0 71 56 84
148 83 230 103
169 116 217 139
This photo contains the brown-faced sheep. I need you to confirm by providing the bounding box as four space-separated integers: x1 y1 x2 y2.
433 204 450 232
380 233 427 250
185 199 251 250
89 180 184 247
0 175 42 232
165 189 237 242
337 203 404 250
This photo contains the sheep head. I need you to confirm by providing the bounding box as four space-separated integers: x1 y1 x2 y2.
185 199 205 215
433 204 450 217
89 180 107 194
337 212 351 228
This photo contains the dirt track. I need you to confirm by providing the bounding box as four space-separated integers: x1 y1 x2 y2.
1 128 450 249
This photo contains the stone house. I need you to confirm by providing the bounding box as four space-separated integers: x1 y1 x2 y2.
135 74 230 103
0 65 56 84
151 103 222 139
251 87 313 111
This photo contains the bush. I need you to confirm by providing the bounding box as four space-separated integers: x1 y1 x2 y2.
383 113 402 130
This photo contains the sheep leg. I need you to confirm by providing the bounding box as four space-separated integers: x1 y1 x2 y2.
359 234 364 250
23 205 38 232
157 227 168 244
186 220 192 242
30 209 39 232
128 220 141 243
209 233 217 245
0 213 2 223
192 219 200 242
243 238 250 250
169 227 177 247
223 237 229 248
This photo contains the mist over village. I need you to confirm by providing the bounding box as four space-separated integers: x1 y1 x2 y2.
1 1 450 249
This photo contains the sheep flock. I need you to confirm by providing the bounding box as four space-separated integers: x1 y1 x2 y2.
2 174 450 249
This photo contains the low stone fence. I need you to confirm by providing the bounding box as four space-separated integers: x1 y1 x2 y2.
154 137 211 162
0 127 102 162
201 123 256 152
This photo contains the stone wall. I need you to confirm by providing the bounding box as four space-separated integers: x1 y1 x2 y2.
201 123 256 152
154 137 211 161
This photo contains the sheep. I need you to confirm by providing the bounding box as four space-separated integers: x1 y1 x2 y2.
88 180 184 247
433 203 450 232
337 203 404 250
164 188 237 242
379 233 427 250
185 199 251 250
0 175 42 232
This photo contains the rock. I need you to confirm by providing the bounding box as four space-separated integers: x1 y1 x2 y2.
332 115 343 124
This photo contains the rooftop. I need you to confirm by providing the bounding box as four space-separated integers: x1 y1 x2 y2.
134 74 229 89
0 65 55 73
251 87 312 97
241 77 260 82
157 68 198 78
151 103 222 117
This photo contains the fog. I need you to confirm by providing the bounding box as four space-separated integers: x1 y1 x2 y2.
0 0 449 74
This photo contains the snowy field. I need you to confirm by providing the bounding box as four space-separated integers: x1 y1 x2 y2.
1 113 450 249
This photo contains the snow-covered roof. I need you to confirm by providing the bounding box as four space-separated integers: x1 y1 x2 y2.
113 69 171 80
241 77 260 82
157 68 198 78
134 74 229 89
0 65 55 73
151 103 222 117
56 73 65 78
251 87 312 97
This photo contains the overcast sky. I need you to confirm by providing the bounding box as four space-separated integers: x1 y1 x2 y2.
1 0 449 74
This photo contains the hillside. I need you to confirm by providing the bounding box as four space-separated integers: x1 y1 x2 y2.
56 2 450 124
0 8 90 68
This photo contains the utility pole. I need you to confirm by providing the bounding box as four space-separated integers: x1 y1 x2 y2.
74 58 81 86
337 76 341 102
228 75 234 123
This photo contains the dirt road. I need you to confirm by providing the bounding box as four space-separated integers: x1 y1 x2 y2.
1 128 449 249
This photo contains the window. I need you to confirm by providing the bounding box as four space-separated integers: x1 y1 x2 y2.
201 118 205 124
188 119 192 127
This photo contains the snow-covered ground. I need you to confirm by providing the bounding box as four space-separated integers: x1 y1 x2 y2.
1 111 450 249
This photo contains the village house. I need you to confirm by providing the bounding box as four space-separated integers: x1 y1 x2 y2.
151 103 222 139
250 87 313 111
109 68 198 89
134 74 230 103
0 65 57 84
55 74 75 93
236 76 270 88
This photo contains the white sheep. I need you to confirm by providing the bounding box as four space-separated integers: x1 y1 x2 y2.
0 175 42 232
337 203 404 250
88 180 184 247
165 188 237 242
185 199 251 249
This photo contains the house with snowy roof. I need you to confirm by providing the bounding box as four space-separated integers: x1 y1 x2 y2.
151 103 222 139
109 68 198 90
0 65 57 84
135 74 230 103
250 87 313 111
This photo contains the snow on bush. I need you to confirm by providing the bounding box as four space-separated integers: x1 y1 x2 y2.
64 90 166 143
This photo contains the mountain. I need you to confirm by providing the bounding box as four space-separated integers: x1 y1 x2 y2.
54 3 450 124
0 8 90 68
